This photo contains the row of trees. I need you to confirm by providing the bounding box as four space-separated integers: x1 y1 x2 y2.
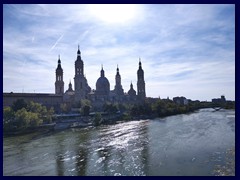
3 99 54 132
58 98 202 118
60 99 91 116
80 99 201 126
60 98 235 116
128 99 200 118
84 99 202 124
101 99 235 119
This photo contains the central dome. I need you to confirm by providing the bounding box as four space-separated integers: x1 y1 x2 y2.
96 77 110 95
95 67 110 95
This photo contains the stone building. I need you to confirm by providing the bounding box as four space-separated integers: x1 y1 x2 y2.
212 95 226 104
3 46 147 112
3 92 63 112
65 46 146 110
173 96 188 105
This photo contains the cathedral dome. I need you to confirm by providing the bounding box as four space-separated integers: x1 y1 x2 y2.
128 88 136 96
96 76 110 95
65 81 74 95
128 82 136 96
95 67 110 95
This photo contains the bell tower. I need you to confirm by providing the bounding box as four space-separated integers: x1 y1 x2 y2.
114 65 124 96
137 58 146 101
74 45 88 102
55 55 64 95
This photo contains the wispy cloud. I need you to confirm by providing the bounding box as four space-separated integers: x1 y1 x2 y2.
50 34 64 52
3 4 235 101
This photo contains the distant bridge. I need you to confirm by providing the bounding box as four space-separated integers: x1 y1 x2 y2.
212 107 222 111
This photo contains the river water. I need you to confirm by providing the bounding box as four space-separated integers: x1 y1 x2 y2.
3 108 235 176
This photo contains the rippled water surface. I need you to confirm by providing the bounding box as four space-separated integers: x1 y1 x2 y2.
3 108 235 176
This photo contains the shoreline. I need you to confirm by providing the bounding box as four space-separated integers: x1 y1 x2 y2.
3 107 235 137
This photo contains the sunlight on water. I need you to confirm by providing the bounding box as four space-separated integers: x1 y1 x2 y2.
98 120 148 149
3 109 235 176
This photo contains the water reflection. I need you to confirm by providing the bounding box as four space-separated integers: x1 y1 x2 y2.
55 133 65 176
78 120 150 176
74 147 87 175
54 129 91 176
3 109 235 176
56 154 65 176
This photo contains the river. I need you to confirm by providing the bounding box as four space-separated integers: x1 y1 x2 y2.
3 108 235 176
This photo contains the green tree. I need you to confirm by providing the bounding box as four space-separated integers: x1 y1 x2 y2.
114 103 127 113
27 101 52 123
28 112 43 127
93 112 103 126
14 108 31 129
44 107 54 123
3 107 15 131
142 102 152 115
103 103 118 114
4 101 54 132
3 107 14 121
81 99 91 116
130 104 140 116
12 99 27 112
60 103 68 113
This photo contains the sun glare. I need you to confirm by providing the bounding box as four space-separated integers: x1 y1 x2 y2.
89 4 137 24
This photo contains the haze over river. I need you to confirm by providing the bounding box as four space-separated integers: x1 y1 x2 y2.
3 108 235 176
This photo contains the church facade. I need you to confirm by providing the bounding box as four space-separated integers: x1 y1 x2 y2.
3 46 146 112
61 46 146 111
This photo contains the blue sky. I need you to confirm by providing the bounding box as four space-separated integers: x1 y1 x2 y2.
3 4 235 101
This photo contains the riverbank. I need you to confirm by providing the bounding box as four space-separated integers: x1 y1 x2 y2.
3 109 235 176
3 124 55 137
3 107 234 137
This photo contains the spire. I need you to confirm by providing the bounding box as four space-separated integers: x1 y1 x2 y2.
101 65 105 77
77 44 81 56
116 64 119 75
76 44 82 62
57 55 62 70
68 79 73 91
130 81 133 89
58 54 61 64
139 57 142 67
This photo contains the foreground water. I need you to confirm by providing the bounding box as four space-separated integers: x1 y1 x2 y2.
3 108 235 176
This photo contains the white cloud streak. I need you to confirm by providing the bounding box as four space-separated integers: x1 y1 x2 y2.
50 34 64 52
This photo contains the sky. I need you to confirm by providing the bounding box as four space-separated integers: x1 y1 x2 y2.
3 4 235 101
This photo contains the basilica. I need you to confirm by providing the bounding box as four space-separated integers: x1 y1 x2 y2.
3 46 146 112
56 46 146 110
